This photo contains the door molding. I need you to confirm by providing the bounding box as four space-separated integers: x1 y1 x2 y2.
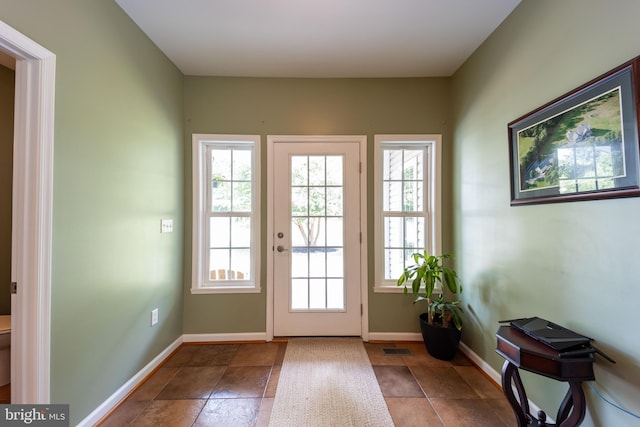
0 20 55 403
266 135 368 341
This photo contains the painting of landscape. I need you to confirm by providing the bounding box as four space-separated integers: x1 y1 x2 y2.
517 87 625 193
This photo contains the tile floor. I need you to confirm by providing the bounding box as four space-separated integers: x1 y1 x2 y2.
98 340 516 427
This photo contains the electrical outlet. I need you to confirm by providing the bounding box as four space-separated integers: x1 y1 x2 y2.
151 308 159 326
160 219 173 233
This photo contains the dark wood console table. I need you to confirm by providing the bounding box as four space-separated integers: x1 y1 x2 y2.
496 326 595 427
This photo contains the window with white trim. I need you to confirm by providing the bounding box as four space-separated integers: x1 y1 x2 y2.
373 135 441 292
192 134 261 294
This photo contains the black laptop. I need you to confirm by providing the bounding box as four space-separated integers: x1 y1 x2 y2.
509 317 592 352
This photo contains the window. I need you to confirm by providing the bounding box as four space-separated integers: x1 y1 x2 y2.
373 135 441 292
191 134 261 293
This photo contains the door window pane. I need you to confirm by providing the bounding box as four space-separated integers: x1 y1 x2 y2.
308 187 326 216
291 156 308 185
289 155 345 311
325 187 343 216
291 279 308 310
326 248 344 277
325 218 343 246
309 279 326 309
291 187 308 216
311 218 326 247
291 218 308 247
327 279 344 309
309 249 327 277
308 156 326 185
326 156 343 185
291 250 309 277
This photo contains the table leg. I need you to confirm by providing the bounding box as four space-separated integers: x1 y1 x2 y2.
557 381 586 427
501 360 531 427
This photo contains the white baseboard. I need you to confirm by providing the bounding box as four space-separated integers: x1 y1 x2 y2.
77 336 183 427
367 332 422 342
182 332 267 343
78 333 267 426
368 335 550 421
459 341 502 385
458 341 553 423
79 332 551 426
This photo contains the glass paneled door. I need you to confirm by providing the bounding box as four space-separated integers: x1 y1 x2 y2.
272 140 361 336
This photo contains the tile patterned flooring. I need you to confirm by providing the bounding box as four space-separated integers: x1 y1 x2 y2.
98 341 516 426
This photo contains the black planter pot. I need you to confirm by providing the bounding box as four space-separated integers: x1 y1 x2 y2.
419 313 462 361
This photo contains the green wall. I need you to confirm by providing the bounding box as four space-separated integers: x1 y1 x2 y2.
0 65 14 315
183 77 453 334
451 0 640 425
0 1 185 424
2 0 639 425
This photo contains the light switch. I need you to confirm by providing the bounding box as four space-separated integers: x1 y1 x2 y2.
160 219 173 233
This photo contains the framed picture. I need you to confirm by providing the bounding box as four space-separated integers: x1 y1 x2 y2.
509 57 640 206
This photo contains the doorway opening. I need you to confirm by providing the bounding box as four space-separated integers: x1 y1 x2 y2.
0 51 14 403
0 19 56 403
266 135 368 340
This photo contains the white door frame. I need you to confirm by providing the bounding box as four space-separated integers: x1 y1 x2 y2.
0 20 55 403
266 135 368 341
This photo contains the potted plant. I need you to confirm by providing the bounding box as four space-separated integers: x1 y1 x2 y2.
212 175 225 188
397 251 463 360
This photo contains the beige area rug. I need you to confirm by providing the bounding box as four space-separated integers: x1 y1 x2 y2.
268 338 394 427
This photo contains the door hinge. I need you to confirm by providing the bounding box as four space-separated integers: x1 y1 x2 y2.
359 162 362 173
10 282 17 294
361 304 363 316
359 232 362 243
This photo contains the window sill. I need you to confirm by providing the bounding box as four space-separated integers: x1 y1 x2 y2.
191 285 261 295
373 285 406 294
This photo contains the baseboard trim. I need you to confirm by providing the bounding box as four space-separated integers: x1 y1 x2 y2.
458 341 502 385
79 332 551 426
77 336 183 427
458 341 552 423
79 333 266 426
367 332 422 342
183 332 268 343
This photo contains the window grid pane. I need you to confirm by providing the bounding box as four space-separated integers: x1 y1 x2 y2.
382 148 425 213
209 215 251 280
382 146 428 281
210 148 253 213
207 144 255 282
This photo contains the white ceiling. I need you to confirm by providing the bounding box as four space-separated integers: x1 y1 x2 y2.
115 0 521 78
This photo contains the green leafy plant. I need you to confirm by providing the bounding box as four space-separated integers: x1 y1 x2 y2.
397 252 463 330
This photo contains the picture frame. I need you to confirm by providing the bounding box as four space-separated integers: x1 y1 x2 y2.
508 57 640 206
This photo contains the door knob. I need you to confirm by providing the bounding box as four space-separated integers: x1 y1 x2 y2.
276 245 289 252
